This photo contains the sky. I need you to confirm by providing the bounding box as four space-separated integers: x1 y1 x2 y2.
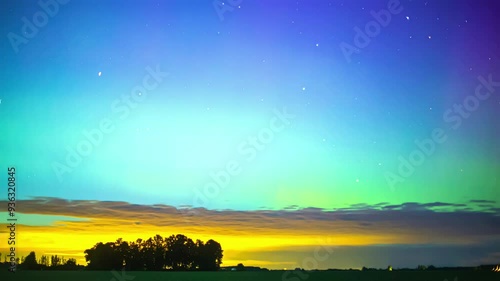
0 0 499 270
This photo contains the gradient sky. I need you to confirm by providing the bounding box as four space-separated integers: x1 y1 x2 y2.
1 0 499 269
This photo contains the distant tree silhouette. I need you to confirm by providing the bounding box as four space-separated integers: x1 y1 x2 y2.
84 241 123 270
124 239 144 271
60 258 78 270
192 239 204 269
51 255 61 267
165 234 195 270
199 239 223 270
236 263 245 271
39 255 49 268
23 251 38 270
83 234 222 271
141 235 167 270
417 265 427 270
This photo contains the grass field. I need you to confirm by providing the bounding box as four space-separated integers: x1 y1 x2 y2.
1 270 499 281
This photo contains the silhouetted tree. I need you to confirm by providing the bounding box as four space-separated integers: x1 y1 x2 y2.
236 263 245 271
39 255 49 268
192 239 205 269
417 265 427 270
84 242 123 270
23 251 38 270
165 234 195 270
84 234 222 271
141 235 167 270
200 239 223 270
51 255 61 267
61 258 78 270
124 239 144 271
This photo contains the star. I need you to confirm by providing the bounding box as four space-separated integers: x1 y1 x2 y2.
98 71 102 76
302 87 306 91
315 43 319 47
355 179 359 183
406 16 410 20
428 35 432 39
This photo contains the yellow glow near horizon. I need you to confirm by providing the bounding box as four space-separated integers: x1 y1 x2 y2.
3 218 416 268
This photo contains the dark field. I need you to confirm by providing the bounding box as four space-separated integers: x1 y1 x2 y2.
2 270 499 281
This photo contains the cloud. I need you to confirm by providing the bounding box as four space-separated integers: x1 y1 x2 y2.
2 197 499 242
1 197 499 268
469 199 496 204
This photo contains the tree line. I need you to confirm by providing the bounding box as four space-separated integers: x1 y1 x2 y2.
84 234 223 271
3 233 223 271
2 251 81 270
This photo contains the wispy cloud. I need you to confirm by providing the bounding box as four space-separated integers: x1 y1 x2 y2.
3 197 500 240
